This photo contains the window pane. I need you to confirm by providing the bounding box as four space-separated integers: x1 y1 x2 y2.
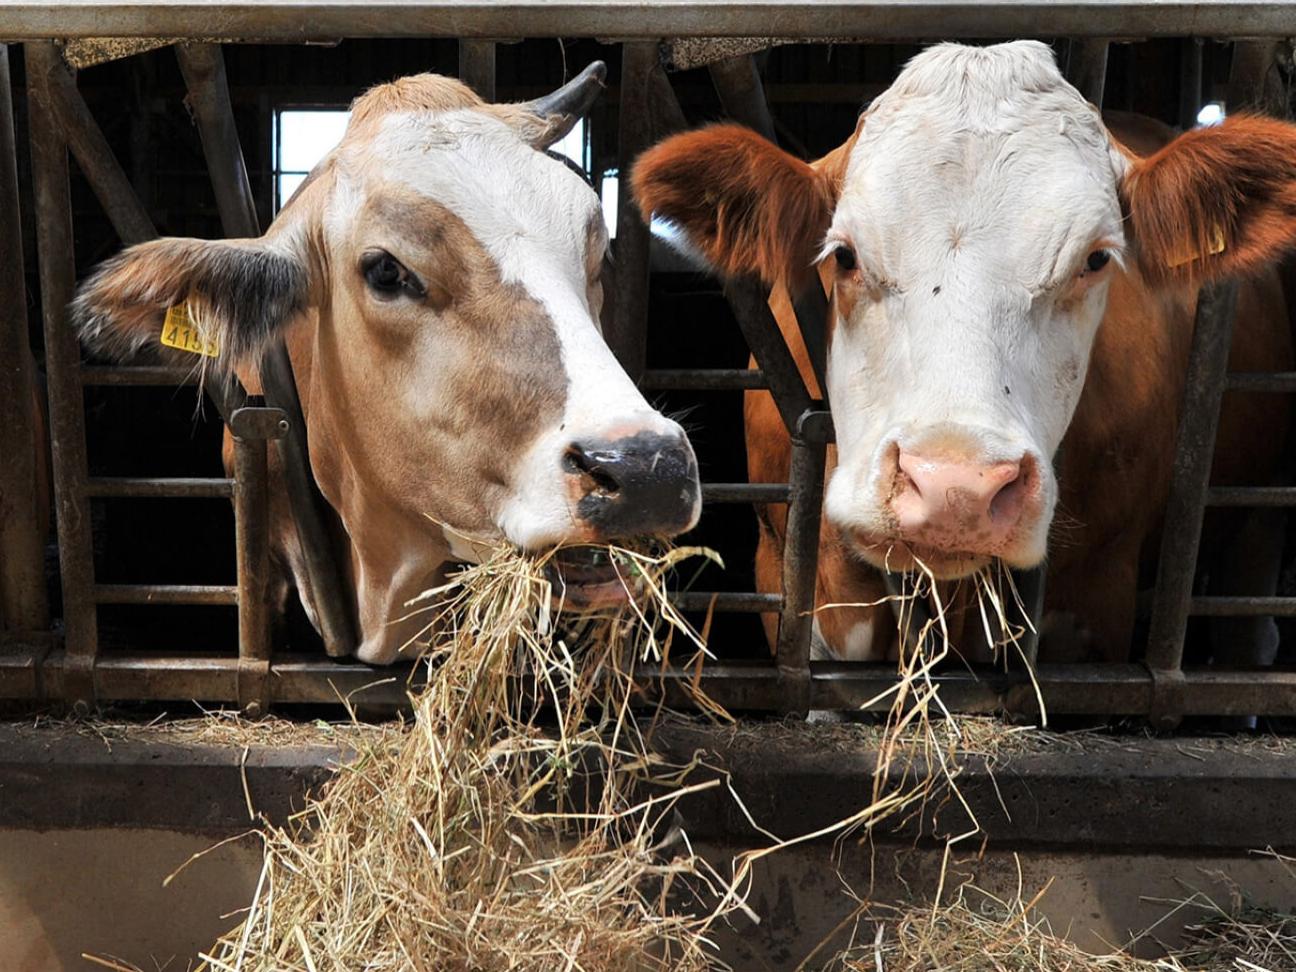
277 110 351 172
549 118 586 171
600 173 618 238
278 173 310 209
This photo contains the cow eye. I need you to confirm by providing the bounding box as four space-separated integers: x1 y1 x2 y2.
834 245 857 272
362 251 423 298
1084 249 1111 274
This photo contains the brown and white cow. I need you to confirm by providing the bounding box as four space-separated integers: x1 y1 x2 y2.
634 41 1295 664
72 67 701 663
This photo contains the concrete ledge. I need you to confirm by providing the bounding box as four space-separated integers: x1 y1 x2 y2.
2 722 1294 852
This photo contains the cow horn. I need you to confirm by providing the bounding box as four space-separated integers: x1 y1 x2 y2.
525 60 607 143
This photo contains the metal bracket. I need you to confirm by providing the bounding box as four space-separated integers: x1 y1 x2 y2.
1147 665 1187 731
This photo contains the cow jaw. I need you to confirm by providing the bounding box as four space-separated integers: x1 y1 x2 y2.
820 40 1125 578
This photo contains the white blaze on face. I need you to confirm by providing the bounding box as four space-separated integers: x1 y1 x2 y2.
822 41 1130 571
362 110 696 551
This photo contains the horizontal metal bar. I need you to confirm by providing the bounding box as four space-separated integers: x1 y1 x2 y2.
1206 486 1296 507
701 482 790 504
1225 372 1296 392
93 584 238 606
79 365 197 386
85 477 234 499
671 591 783 613
1189 596 1296 617
3 2 1295 41
641 368 767 391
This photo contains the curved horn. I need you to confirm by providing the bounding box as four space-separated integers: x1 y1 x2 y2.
525 60 607 144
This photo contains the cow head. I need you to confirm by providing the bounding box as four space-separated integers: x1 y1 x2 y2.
73 65 701 661
635 40 1296 579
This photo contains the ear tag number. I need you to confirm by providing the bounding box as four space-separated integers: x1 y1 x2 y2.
159 304 220 358
1166 224 1227 269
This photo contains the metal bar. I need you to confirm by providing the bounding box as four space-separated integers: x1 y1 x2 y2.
84 477 234 499
1065 38 1110 106
26 41 98 711
458 39 496 100
1206 486 1296 507
724 280 814 432
1145 281 1239 723
1228 39 1281 113
640 368 767 391
1178 38 1204 131
93 585 238 606
791 285 830 399
0 44 49 636
1190 596 1296 617
5 3 1296 42
231 407 281 716
610 42 659 383
701 483 790 503
177 42 357 658
671 591 783 613
1226 372 1296 392
708 53 776 142
775 432 825 715
32 43 156 245
79 365 198 387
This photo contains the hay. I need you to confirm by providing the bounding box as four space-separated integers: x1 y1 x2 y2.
180 541 743 972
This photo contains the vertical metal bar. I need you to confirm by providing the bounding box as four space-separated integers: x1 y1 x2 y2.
776 431 825 716
26 41 97 710
1066 38 1110 107
0 45 50 637
1178 38 1204 131
708 54 776 142
611 41 659 382
176 42 356 658
1145 281 1239 725
232 407 283 717
458 40 496 100
32 44 156 245
724 280 814 431
1228 40 1281 114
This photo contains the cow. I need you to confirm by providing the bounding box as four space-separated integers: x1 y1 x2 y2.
633 41 1296 665
71 65 702 664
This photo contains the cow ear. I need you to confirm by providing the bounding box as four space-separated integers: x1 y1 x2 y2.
1123 114 1296 284
632 124 838 292
71 234 309 370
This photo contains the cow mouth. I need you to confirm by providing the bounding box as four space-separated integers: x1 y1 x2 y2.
546 546 635 609
847 532 993 580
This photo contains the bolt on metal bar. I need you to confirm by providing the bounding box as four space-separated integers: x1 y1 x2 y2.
93 585 239 606
6 2 1296 42
84 478 234 499
231 406 285 716
26 41 98 711
640 368 768 391
0 44 50 636
775 430 826 715
1145 281 1240 719
458 39 496 100
177 42 357 658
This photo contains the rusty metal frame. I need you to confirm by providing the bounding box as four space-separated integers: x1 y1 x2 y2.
3 22 1296 723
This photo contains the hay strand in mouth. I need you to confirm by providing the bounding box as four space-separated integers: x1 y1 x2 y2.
192 539 742 972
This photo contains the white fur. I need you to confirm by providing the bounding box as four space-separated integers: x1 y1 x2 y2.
821 41 1129 570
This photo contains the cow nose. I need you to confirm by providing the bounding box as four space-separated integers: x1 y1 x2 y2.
564 432 700 538
892 451 1031 550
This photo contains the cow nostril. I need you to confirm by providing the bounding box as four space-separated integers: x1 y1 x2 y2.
563 445 621 496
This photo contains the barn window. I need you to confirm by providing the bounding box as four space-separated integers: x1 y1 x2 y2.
272 109 352 212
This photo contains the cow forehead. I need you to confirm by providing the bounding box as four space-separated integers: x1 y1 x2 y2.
834 41 1127 275
336 109 603 276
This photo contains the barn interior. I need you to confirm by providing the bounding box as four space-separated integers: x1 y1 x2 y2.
3 16 1296 971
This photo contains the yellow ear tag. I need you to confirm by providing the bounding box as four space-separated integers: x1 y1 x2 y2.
159 304 220 358
1166 224 1227 269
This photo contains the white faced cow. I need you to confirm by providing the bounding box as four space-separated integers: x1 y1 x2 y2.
635 41 1295 663
73 67 701 663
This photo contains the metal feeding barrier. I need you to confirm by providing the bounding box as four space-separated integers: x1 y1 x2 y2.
3 4 1296 725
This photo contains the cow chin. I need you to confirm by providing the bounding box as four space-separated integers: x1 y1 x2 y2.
842 527 1048 580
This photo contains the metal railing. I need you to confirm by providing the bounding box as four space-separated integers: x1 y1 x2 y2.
1 9 1295 726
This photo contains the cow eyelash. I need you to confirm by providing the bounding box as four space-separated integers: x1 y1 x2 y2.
833 245 858 272
1079 248 1112 278
362 250 426 299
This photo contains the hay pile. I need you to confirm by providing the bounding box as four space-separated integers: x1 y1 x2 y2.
188 542 741 972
